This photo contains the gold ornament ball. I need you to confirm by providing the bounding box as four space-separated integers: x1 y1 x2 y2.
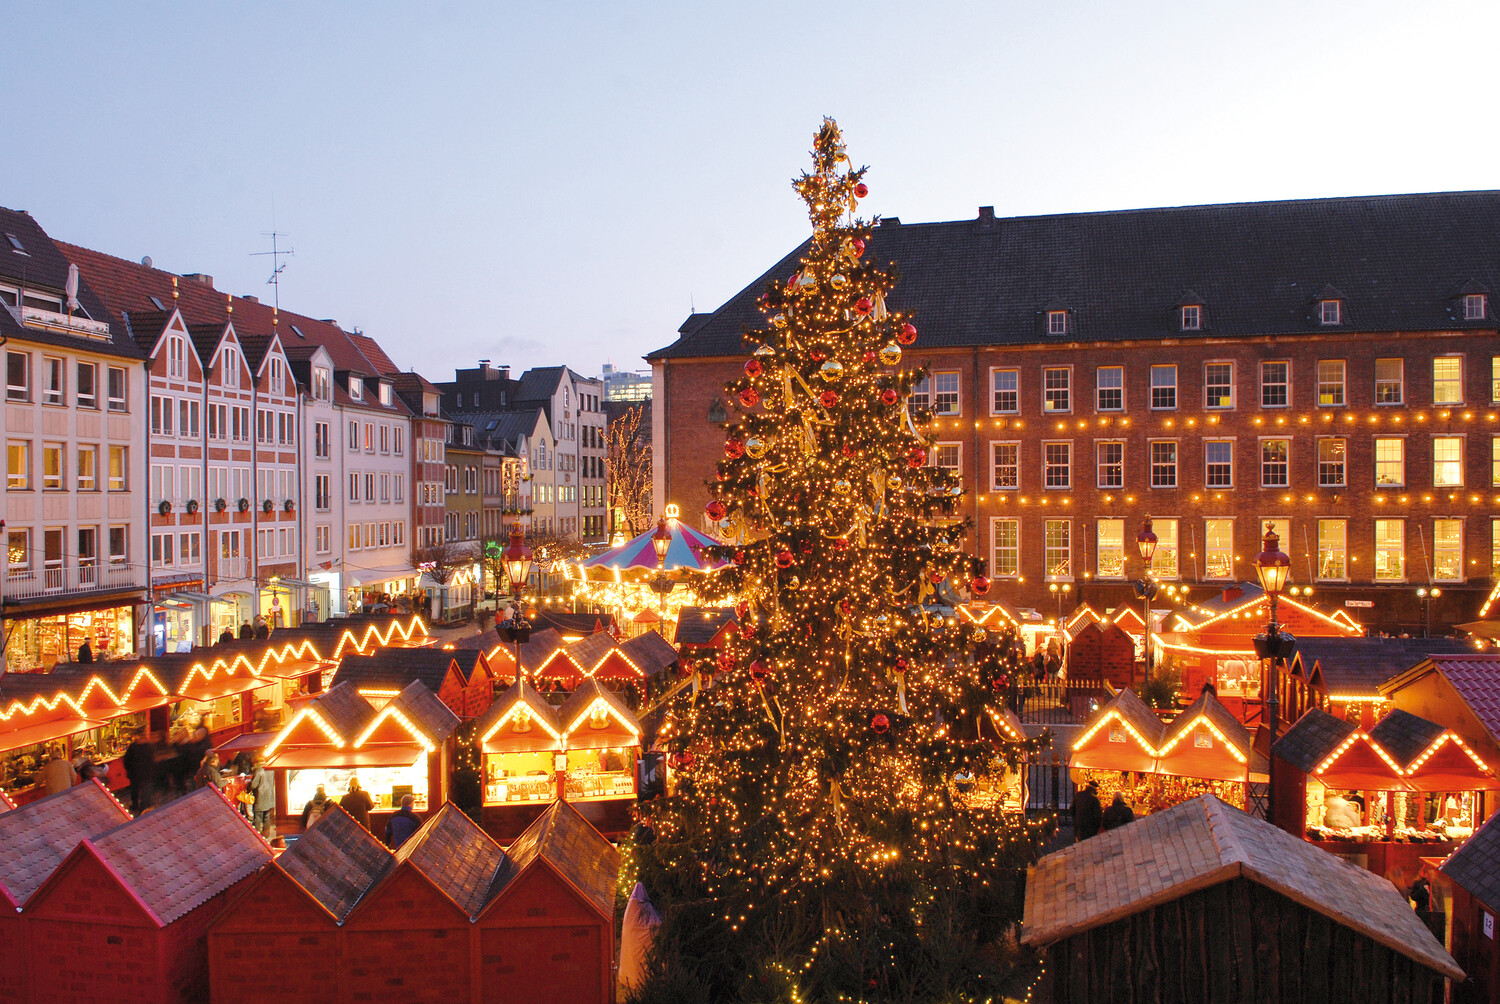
745 437 768 459
887 473 903 490
796 272 817 290
831 273 848 290
878 342 902 366
754 343 776 358
971 627 988 642
786 576 800 590
771 314 788 329
875 613 891 628
820 360 844 382
834 479 851 495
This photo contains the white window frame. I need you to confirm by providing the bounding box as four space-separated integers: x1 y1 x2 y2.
1374 518 1405 582
990 367 1019 415
1204 440 1234 488
1375 437 1405 487
1434 517 1465 582
1204 361 1235 410
1150 364 1177 411
1042 366 1071 414
1150 440 1178 488
1319 299 1342 326
1047 310 1068 336
1096 366 1124 412
1204 518 1234 580
1317 360 1346 407
1096 518 1125 579
990 517 1019 578
1434 356 1465 406
1466 293 1488 320
1317 437 1347 488
991 442 1019 491
1151 518 1180 579
931 370 961 416
1181 305 1201 331
933 442 962 475
1044 518 1072 581
1433 435 1465 487
1260 360 1290 409
1317 518 1348 581
1260 438 1289 488
1043 441 1071 490
1375 358 1404 405
1096 441 1124 489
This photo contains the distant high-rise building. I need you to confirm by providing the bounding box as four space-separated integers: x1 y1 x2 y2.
601 363 651 402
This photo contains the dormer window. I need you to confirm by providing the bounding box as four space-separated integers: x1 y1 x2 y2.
379 383 392 406
312 366 332 401
1180 305 1201 331
1319 299 1342 325
1046 310 1069 336
349 377 363 401
1466 293 1488 320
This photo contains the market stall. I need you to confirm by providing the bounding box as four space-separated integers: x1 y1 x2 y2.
478 680 565 822
557 679 641 836
1069 688 1167 812
1147 689 1254 811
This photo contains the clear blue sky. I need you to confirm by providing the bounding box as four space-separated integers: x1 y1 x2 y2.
6 1 1497 378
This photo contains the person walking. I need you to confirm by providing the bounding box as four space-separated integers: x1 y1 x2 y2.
1073 780 1103 841
248 755 276 838
1102 791 1136 830
76 639 94 664
384 793 421 849
340 777 374 830
122 730 158 813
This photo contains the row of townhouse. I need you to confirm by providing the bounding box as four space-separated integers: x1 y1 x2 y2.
0 207 595 671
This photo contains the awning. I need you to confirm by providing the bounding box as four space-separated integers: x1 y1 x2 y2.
346 565 419 587
0 716 105 751
254 661 323 681
98 693 172 719
166 591 216 604
213 731 277 756
213 591 253 603
266 744 425 770
269 577 316 589
176 675 270 704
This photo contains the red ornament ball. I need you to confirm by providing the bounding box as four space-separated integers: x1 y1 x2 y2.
799 541 813 555
897 322 918 345
673 751 696 771
775 549 795 569
838 598 852 615
741 623 756 640
854 182 869 198
705 499 728 521
820 390 840 408
854 297 873 316
851 238 866 257
724 439 745 459
833 538 848 551
749 660 769 683
735 601 750 619
881 388 899 406
907 447 927 468
870 713 890 734
930 570 944 585
862 350 878 365
744 358 763 378
896 657 908 671
739 387 760 408
970 574 992 596
733 550 746 565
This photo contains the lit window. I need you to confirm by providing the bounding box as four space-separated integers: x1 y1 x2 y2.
1044 519 1071 579
42 444 61 490
6 351 28 402
1261 440 1289 488
932 371 960 415
1375 359 1404 404
1044 443 1071 489
1375 438 1405 486
1097 442 1123 488
1260 361 1289 408
1493 438 1500 487
77 446 96 492
108 447 126 491
1097 519 1124 579
7 441 29 490
1151 518 1179 579
991 443 1018 490
1204 519 1234 579
1434 519 1464 581
1318 439 1346 487
1047 310 1068 335
1492 520 1500 579
1433 436 1464 486
1317 519 1347 580
1204 363 1234 409
991 518 1018 577
991 368 1018 414
1319 299 1342 325
934 443 961 472
1466 293 1487 320
1096 366 1123 411
1374 519 1404 581
1043 368 1070 413
1181 305 1201 331
1150 365 1177 410
1493 356 1500 403
6 529 27 572
1205 441 1233 487
1317 360 1346 406
1434 357 1464 405
1150 441 1177 488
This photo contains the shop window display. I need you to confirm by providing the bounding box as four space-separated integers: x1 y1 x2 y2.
484 750 558 804
287 758 429 814
5 606 134 672
564 746 637 802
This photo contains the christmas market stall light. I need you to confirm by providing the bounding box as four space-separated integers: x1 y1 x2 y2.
625 119 1050 1001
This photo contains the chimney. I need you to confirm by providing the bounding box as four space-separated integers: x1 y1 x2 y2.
499 366 511 380
978 206 994 220
880 217 901 227
1221 586 1244 604
241 295 259 304
182 273 214 287
976 206 997 233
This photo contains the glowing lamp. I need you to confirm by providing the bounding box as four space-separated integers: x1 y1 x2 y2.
651 518 672 566
1135 518 1158 562
502 526 533 594
1254 522 1291 597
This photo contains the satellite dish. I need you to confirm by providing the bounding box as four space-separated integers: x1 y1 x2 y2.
140 256 153 268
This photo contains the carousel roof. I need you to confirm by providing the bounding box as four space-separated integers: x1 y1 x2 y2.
579 519 727 578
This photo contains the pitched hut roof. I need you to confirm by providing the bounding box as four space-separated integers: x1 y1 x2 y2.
386 680 461 744
476 679 564 744
1271 708 1358 773
334 648 461 693
674 607 737 646
0 780 131 906
619 631 680 676
275 805 394 922
1076 687 1168 751
1161 689 1252 759
1368 709 1450 770
558 678 640 737
396 803 510 921
1441 809 1500 914
495 800 618 921
1022 795 1462 979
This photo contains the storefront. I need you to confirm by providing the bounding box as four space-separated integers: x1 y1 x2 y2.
557 680 641 836
4 604 137 673
153 596 204 654
209 590 252 641
478 680 565 838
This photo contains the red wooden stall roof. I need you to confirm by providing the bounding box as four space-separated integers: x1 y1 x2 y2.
484 800 618 924
0 779 131 909
276 806 395 922
558 678 642 750
478 679 565 754
1154 690 1253 783
396 803 511 920
1070 688 1166 774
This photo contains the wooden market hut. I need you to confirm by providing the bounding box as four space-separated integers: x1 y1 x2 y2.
24 786 271 1004
0 780 131 1004
1291 636 1477 727
1022 794 1463 1003
1439 810 1500 1003
478 799 620 1004
558 679 642 835
673 606 738 652
476 679 566 838
487 627 576 687
620 629 681 681
207 806 395 1004
1382 653 1500 770
1070 688 1167 805
333 646 500 719
261 680 460 833
1149 689 1256 809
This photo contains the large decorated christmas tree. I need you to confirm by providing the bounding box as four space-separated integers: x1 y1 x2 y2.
632 119 1046 1003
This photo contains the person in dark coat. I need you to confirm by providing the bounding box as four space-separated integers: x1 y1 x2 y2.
340 776 374 830
217 627 235 646
384 793 421 848
1073 780 1103 841
195 752 223 790
1102 791 1136 830
1410 876 1432 913
76 639 93 663
238 621 255 640
300 786 335 829
253 615 270 640
122 732 157 813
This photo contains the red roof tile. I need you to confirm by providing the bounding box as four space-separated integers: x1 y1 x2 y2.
1420 655 1500 746
0 779 132 906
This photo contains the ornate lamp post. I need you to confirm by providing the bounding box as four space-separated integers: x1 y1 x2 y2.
1133 518 1159 683
498 526 534 682
650 518 674 630
1416 586 1441 638
1253 522 1295 823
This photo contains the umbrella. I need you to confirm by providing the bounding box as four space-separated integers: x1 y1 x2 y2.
579 519 727 581
65 263 80 314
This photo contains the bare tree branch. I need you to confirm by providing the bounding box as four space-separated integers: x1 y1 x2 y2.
606 403 653 536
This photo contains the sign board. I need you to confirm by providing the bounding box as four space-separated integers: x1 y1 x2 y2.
1485 912 1494 940
1344 600 1374 608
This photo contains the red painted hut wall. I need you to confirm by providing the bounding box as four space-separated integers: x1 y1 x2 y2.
1100 625 1136 688
1449 884 1500 1004
341 868 472 1004
153 875 258 1004
208 868 339 1004
26 850 159 1004
480 866 611 1004
1066 624 1102 681
437 667 467 718
0 902 25 1004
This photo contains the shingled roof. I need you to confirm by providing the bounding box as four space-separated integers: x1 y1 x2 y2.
0 208 136 358
1394 654 1500 747
673 607 737 646
1368 709 1449 770
1293 637 1478 697
386 680 461 744
396 803 510 920
335 648 462 693
619 631 680 676
87 786 271 926
651 192 1500 361
1023 795 1461 979
1442 810 1500 914
275 805 393 922
493 800 618 922
1162 688 1252 760
1271 708 1359 773
1079 687 1167 751
0 780 131 907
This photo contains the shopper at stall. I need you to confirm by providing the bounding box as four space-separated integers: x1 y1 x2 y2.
340 776 373 830
300 785 336 829
195 752 223 790
40 750 74 795
1073 781 1103 841
122 731 158 813
238 621 254 641
1410 876 1432 913
384 793 421 849
1103 791 1136 831
248 755 276 837
76 638 93 664
252 615 270 640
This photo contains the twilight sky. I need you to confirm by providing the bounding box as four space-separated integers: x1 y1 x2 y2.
6 1 1498 379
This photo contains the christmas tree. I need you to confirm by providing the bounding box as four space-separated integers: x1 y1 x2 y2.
631 119 1047 1003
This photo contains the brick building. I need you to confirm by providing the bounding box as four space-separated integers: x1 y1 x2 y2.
649 192 1500 635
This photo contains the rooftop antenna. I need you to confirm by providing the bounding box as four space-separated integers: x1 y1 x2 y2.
251 230 294 311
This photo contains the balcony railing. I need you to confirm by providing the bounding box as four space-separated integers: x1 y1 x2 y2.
218 557 249 581
3 562 142 602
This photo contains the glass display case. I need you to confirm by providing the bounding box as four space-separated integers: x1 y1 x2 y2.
286 755 430 814
483 750 557 805
563 746 636 802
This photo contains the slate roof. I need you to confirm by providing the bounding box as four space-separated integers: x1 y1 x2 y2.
1162 689 1252 758
0 780 131 906
387 680 461 743
567 631 619 672
395 803 509 920
0 208 136 358
303 683 379 741
619 631 680 676
335 649 459 693
1368 709 1449 770
674 607 737 646
1271 708 1359 773
557 678 640 736
1080 687 1167 750
470 409 543 454
532 610 617 636
88 786 271 926
1399 655 1500 747
1294 637 1479 696
1441 809 1500 913
651 192 1500 361
1022 795 1462 979
515 366 566 407
275 804 393 922
495 800 618 921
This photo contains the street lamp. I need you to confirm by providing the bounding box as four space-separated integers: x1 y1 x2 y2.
1253 521 1295 823
1417 586 1441 638
1048 581 1072 624
1133 518 1159 683
498 526 534 682
650 518 674 630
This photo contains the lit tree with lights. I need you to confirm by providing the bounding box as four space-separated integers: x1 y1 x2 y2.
631 119 1047 1003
